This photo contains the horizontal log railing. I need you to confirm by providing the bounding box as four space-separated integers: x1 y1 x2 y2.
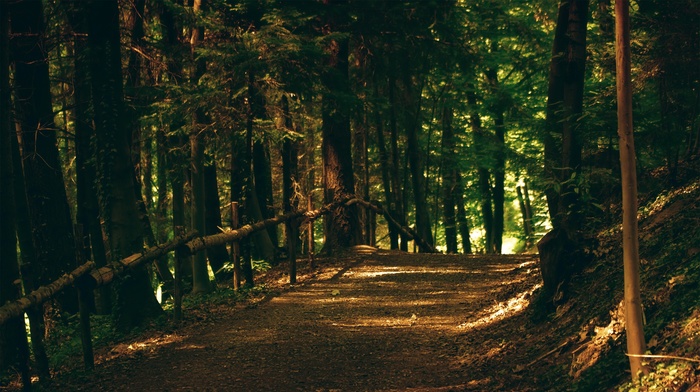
0 198 433 327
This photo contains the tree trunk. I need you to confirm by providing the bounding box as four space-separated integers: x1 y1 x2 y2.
373 82 399 249
204 163 230 278
615 0 648 378
87 0 162 332
10 0 79 314
0 5 31 382
517 185 533 247
320 9 359 252
544 0 589 231
441 104 458 254
188 0 212 294
282 95 300 274
455 171 472 254
66 2 112 314
486 65 506 254
388 72 408 251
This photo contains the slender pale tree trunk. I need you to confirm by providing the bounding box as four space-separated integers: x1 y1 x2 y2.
615 0 648 378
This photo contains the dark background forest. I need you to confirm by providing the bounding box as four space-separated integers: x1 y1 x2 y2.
1 0 699 390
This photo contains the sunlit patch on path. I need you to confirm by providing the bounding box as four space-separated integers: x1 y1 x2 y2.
66 252 541 392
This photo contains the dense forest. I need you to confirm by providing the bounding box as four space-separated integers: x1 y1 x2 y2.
1 0 699 390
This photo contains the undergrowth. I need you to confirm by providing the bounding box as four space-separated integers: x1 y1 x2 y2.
568 175 700 391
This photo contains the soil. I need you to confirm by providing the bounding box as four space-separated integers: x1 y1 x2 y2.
39 251 543 391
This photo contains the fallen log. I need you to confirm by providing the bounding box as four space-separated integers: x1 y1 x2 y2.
0 261 95 325
346 198 438 253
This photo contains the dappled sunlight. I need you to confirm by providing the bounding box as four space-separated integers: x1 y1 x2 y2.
96 334 186 366
458 282 541 331
570 300 626 379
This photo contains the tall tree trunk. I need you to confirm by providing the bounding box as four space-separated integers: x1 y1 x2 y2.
544 0 589 231
10 0 79 314
66 2 112 314
441 103 458 254
486 65 506 254
388 72 407 251
87 0 162 332
401 71 434 251
189 0 212 294
204 163 230 278
245 74 275 263
281 95 300 261
615 0 648 378
0 5 31 382
321 5 359 251
10 125 51 382
455 171 472 254
517 184 534 247
374 82 399 249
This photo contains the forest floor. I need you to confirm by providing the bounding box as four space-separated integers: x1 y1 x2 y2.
30 252 548 392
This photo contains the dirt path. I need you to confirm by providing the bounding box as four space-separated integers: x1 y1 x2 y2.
59 251 540 391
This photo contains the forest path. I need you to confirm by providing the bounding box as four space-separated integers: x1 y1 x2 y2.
67 251 541 391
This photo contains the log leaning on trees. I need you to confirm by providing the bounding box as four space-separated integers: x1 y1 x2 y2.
0 261 95 325
85 230 198 288
184 205 333 255
346 198 438 253
0 200 355 326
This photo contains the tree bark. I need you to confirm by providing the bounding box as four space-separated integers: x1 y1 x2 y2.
70 8 112 314
615 0 648 378
486 65 506 254
10 0 79 314
0 5 31 382
441 104 458 254
87 0 163 332
401 69 434 252
204 163 230 278
455 171 472 254
321 5 360 252
373 81 399 249
544 0 589 231
388 71 408 251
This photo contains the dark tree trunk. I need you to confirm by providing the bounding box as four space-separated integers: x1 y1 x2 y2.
0 5 31 382
485 65 506 254
388 72 408 251
402 71 434 251
441 104 458 254
321 6 359 251
66 2 112 314
544 0 589 231
282 95 300 267
374 82 399 249
189 0 212 294
204 163 230 278
10 0 79 314
455 171 472 254
87 0 162 332
9 126 51 382
245 74 275 263
517 184 534 247
538 0 589 309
